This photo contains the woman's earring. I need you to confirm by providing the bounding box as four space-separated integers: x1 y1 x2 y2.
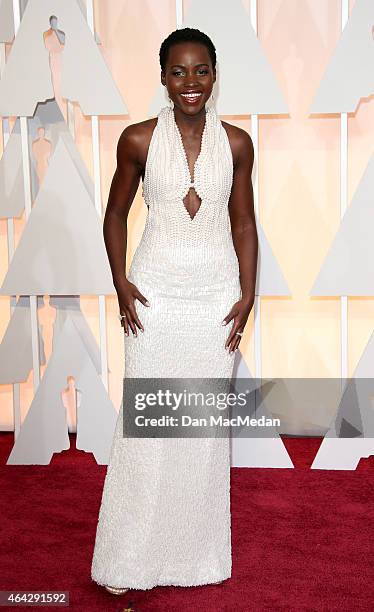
168 96 174 108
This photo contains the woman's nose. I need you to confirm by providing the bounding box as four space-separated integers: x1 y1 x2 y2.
184 77 199 87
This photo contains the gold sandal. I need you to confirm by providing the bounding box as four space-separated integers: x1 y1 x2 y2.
104 585 129 595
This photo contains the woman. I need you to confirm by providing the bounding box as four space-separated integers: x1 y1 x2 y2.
91 27 258 594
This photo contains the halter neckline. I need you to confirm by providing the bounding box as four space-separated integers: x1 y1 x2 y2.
162 105 215 222
171 107 209 188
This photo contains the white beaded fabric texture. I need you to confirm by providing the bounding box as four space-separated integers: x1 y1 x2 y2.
91 105 241 590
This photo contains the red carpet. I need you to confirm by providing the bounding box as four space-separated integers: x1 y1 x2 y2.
1 433 373 611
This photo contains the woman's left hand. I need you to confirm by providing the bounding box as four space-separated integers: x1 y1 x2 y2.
222 297 254 354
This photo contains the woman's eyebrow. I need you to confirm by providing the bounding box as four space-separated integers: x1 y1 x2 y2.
170 63 209 68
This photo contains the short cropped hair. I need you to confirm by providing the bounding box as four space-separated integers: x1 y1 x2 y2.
159 27 216 72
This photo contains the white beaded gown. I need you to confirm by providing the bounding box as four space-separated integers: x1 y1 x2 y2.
91 104 241 590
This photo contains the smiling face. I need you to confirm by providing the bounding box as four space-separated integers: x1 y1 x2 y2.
161 41 216 114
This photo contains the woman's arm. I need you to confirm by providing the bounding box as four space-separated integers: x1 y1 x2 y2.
103 125 150 336
229 127 258 304
104 126 142 287
223 125 258 353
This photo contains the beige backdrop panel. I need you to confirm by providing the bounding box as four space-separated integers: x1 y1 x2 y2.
1 0 373 433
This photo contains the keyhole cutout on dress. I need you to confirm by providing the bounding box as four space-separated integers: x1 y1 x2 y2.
183 182 202 221
173 110 207 222
182 141 203 221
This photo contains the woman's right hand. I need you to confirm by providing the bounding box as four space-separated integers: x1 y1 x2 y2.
115 277 150 337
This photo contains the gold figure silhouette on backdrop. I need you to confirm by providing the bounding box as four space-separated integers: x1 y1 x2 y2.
43 15 67 120
31 127 52 185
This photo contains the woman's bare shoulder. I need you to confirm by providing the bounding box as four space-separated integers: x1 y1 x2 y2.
221 120 254 167
116 117 158 170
